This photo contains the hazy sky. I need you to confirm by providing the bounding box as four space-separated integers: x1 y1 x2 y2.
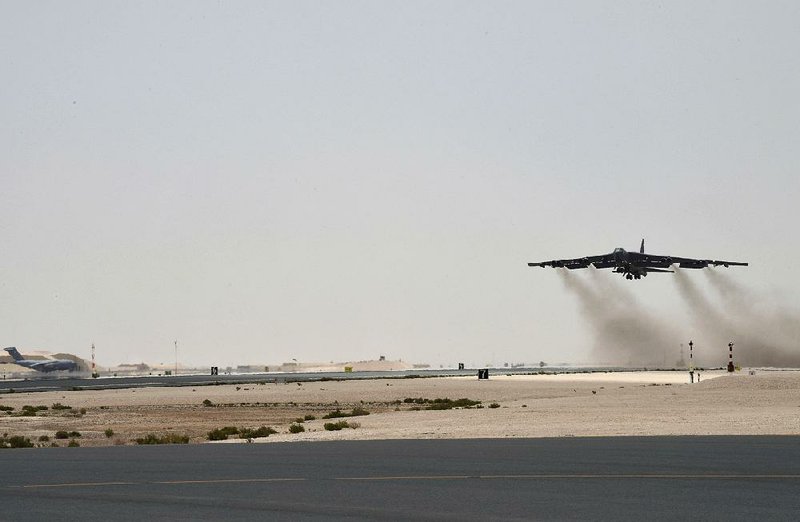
3 1 799 367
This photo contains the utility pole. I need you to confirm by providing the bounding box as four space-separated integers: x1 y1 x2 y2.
174 340 178 376
91 343 98 378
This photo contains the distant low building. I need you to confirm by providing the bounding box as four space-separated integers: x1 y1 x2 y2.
114 363 151 372
235 365 264 373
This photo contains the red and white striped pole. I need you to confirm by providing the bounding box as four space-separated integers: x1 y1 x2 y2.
727 342 735 372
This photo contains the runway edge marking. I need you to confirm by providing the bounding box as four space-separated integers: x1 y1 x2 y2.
10 473 800 489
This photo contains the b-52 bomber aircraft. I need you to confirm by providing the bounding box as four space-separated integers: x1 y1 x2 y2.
528 239 748 280
2 347 78 372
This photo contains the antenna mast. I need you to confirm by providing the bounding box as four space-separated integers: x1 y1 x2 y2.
91 343 97 378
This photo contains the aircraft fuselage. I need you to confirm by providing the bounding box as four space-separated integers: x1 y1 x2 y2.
528 240 747 280
3 347 78 372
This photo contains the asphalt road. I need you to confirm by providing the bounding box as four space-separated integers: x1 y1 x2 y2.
0 366 638 394
1 436 798 521
0 369 490 393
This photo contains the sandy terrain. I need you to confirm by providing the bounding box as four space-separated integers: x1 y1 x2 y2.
0 370 798 447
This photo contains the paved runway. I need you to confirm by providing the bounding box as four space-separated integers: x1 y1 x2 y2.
0 366 633 394
0 369 450 393
1 436 798 520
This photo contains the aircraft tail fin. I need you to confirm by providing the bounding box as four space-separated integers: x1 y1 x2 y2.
3 347 24 361
640 239 645 254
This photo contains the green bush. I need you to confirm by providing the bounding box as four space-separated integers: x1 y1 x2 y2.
322 409 347 419
425 398 481 410
54 430 70 439
0 435 34 448
135 433 190 445
402 398 481 409
488 403 500 409
104 429 114 438
207 429 228 441
19 405 44 417
68 431 81 438
11 436 34 448
0 405 14 412
51 403 71 410
322 407 370 419
239 426 277 439
303 414 316 421
288 423 305 434
207 426 239 441
324 421 350 431
38 435 50 442
202 399 214 407
67 439 80 447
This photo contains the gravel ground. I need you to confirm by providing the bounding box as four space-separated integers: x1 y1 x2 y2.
0 370 797 447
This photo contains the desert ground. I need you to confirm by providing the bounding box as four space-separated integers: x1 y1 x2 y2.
0 370 798 447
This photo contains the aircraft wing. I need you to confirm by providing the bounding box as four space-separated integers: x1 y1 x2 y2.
627 252 748 269
528 253 615 270
709 260 748 267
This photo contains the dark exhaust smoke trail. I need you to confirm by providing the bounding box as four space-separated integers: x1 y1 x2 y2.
559 269 680 367
704 269 799 345
672 268 734 364
586 266 638 307
702 269 800 367
704 268 748 301
558 268 602 308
